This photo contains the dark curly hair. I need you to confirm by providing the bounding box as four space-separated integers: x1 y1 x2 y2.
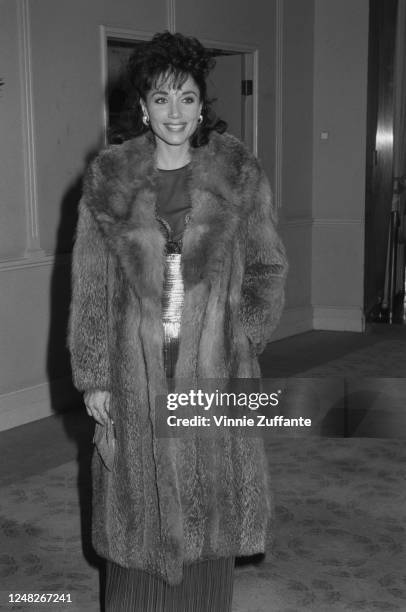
108 32 227 147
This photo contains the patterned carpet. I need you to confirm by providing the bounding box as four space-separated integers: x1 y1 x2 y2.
0 437 405 611
235 438 406 612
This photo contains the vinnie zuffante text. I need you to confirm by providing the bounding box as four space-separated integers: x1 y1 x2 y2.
165 389 312 429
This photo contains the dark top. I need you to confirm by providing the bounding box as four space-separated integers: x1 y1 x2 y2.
156 165 191 249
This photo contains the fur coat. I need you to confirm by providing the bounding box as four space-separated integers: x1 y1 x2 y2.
68 131 288 585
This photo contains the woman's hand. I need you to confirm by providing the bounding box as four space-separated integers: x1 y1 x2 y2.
84 390 111 425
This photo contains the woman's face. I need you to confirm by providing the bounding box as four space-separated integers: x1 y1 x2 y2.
141 75 202 149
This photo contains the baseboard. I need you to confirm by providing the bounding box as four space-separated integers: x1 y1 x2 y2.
0 377 82 432
270 306 313 341
313 306 365 332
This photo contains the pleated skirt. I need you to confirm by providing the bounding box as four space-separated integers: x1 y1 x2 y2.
105 557 235 612
104 253 235 611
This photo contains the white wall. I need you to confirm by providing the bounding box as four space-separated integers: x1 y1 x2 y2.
272 0 315 340
311 0 369 331
277 0 369 338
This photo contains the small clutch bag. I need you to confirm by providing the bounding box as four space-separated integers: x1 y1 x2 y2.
93 418 116 471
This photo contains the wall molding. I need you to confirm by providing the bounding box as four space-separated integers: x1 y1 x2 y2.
0 253 70 273
312 218 364 227
281 217 364 229
17 0 46 259
100 25 154 41
166 0 176 33
274 0 284 208
313 306 365 332
0 377 82 432
199 37 258 53
281 217 312 228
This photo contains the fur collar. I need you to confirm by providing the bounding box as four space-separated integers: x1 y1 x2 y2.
86 132 258 298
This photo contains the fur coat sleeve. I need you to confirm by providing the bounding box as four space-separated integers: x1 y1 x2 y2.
68 166 110 392
240 166 287 354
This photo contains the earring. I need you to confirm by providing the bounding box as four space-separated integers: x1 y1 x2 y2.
142 114 150 126
197 114 203 124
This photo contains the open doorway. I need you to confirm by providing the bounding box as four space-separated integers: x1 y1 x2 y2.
364 0 406 324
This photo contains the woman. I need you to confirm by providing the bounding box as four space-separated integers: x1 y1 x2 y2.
69 32 287 611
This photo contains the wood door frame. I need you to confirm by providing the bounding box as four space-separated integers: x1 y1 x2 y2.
200 38 258 156
99 26 154 145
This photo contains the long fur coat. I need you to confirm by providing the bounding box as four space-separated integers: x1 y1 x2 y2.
68 131 288 585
